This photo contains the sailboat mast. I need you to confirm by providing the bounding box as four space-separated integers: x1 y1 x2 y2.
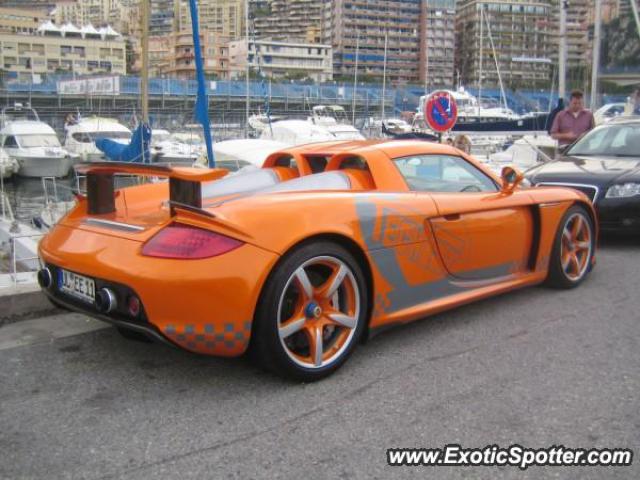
477 4 483 117
483 7 507 111
631 0 640 41
352 33 359 125
245 0 250 137
558 0 567 100
381 31 387 122
423 0 429 98
141 0 150 123
590 0 602 109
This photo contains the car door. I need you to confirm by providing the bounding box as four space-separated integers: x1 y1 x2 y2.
394 153 535 281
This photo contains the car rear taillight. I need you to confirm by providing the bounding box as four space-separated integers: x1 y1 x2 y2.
142 223 244 259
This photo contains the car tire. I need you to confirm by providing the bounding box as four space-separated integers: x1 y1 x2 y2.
250 241 368 381
545 205 595 289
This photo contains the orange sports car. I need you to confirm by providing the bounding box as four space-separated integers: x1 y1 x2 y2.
38 140 597 381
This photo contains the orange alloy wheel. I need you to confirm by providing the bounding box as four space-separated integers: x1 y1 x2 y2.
560 212 593 282
277 256 361 369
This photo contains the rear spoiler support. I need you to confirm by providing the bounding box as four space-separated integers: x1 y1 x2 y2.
76 162 228 216
86 173 116 215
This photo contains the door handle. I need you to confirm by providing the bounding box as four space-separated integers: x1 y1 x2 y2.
443 213 461 221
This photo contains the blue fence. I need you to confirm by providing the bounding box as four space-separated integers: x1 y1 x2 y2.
4 74 631 114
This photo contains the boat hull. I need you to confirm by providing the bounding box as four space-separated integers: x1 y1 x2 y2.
152 153 198 166
14 154 74 178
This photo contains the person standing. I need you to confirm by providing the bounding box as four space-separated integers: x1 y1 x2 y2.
550 90 595 146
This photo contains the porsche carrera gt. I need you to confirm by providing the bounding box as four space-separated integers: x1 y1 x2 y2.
38 140 597 380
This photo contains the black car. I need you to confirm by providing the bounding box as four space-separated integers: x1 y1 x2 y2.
527 118 640 232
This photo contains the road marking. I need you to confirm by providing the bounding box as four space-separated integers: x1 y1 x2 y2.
0 313 109 351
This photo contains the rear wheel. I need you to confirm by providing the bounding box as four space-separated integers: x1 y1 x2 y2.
251 241 368 381
546 205 595 288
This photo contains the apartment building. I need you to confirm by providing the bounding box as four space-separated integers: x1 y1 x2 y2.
53 0 121 27
322 0 425 84
547 0 590 69
160 30 232 79
0 1 54 7
0 7 50 34
149 0 176 36
0 20 126 77
175 0 244 40
455 0 553 88
228 38 332 82
252 0 322 44
420 0 456 88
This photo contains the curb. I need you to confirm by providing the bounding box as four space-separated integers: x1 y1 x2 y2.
0 286 61 327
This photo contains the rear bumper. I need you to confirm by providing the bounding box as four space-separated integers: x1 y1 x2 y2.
43 288 175 347
39 224 279 357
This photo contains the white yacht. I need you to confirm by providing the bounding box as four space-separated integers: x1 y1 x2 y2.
486 134 558 173
260 119 364 145
258 105 364 145
210 139 289 170
369 118 413 135
170 131 206 158
64 117 132 162
308 105 364 139
414 89 520 128
151 129 199 165
0 106 76 178
593 103 627 125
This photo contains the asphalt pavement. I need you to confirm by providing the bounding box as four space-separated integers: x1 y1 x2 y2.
1 235 639 480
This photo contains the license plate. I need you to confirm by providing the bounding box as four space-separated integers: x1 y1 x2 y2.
58 269 96 304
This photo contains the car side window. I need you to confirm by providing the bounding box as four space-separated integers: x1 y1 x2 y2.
394 154 497 193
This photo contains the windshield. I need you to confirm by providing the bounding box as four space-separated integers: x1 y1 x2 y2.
153 132 171 142
17 134 61 148
568 124 640 157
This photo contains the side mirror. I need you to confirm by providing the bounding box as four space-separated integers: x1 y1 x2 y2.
500 166 524 194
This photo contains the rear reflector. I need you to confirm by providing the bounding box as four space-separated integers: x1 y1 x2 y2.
142 223 243 259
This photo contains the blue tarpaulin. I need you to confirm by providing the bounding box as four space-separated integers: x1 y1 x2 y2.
95 123 151 163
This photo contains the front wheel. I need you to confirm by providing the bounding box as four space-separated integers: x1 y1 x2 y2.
545 205 595 288
251 241 368 381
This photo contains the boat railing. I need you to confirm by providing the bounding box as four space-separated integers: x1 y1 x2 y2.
7 232 44 287
43 173 88 200
0 173 14 222
0 192 13 223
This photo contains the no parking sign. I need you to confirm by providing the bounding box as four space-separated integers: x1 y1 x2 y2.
425 91 458 132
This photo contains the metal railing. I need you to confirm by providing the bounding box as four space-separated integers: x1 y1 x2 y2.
0 191 13 223
8 232 44 286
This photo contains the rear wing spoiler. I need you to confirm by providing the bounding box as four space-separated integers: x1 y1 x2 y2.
74 162 228 216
